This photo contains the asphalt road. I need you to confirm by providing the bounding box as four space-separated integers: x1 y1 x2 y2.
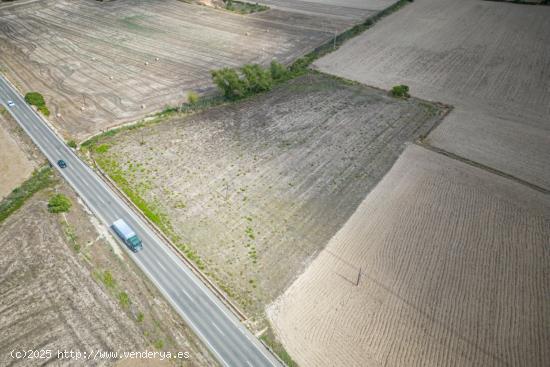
0 75 281 367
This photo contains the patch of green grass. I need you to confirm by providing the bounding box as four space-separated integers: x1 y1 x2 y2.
176 242 206 270
94 144 110 154
101 270 116 289
137 312 144 323
118 291 130 308
48 193 71 213
260 326 299 367
0 166 55 224
153 339 164 350
245 226 255 240
187 91 199 105
67 140 77 149
63 223 80 253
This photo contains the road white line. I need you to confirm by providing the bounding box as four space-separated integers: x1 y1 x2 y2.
180 287 195 303
211 321 226 337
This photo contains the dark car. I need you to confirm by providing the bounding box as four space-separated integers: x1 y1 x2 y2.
57 159 67 168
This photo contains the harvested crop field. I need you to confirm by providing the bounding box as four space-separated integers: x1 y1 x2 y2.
314 0 550 189
268 144 550 367
255 0 397 26
0 112 35 199
87 73 446 316
0 175 217 366
0 0 368 140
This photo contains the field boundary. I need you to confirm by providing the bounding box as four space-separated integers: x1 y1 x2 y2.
417 142 550 194
90 156 250 322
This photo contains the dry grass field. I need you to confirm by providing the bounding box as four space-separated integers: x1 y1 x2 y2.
314 0 550 189
268 144 550 367
0 111 35 199
0 0 372 140
0 177 217 366
87 73 445 316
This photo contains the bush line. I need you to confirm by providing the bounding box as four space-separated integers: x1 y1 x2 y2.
0 166 55 224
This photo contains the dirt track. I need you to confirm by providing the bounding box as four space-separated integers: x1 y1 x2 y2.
268 144 550 367
0 0 367 140
314 0 550 189
90 73 445 316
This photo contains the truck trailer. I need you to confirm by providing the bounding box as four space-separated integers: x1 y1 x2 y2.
111 219 143 252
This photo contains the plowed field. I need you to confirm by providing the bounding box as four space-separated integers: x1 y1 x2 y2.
0 0 369 140
268 144 550 367
314 0 550 189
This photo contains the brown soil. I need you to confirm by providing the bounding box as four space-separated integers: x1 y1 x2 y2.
314 0 550 189
268 144 550 367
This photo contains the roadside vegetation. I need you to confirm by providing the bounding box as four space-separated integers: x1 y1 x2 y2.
223 0 268 14
48 193 72 213
0 166 54 224
260 326 298 367
210 0 413 102
24 91 50 116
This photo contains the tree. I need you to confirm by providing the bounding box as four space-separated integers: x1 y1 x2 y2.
269 60 289 81
211 68 247 100
241 64 273 94
390 85 410 98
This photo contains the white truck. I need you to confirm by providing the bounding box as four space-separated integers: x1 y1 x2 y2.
111 219 143 252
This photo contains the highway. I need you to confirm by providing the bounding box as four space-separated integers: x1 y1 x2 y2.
0 75 281 367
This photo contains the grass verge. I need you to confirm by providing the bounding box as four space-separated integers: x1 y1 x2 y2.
260 325 298 367
0 166 55 224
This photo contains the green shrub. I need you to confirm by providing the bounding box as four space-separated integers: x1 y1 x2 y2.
38 105 50 116
270 60 289 81
187 91 199 105
0 167 54 223
241 64 273 94
211 68 247 100
24 92 51 116
47 193 72 213
390 84 410 98
67 140 77 149
24 92 46 107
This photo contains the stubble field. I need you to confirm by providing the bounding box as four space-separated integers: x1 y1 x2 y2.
88 73 446 316
314 0 550 189
0 0 372 140
268 144 550 367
